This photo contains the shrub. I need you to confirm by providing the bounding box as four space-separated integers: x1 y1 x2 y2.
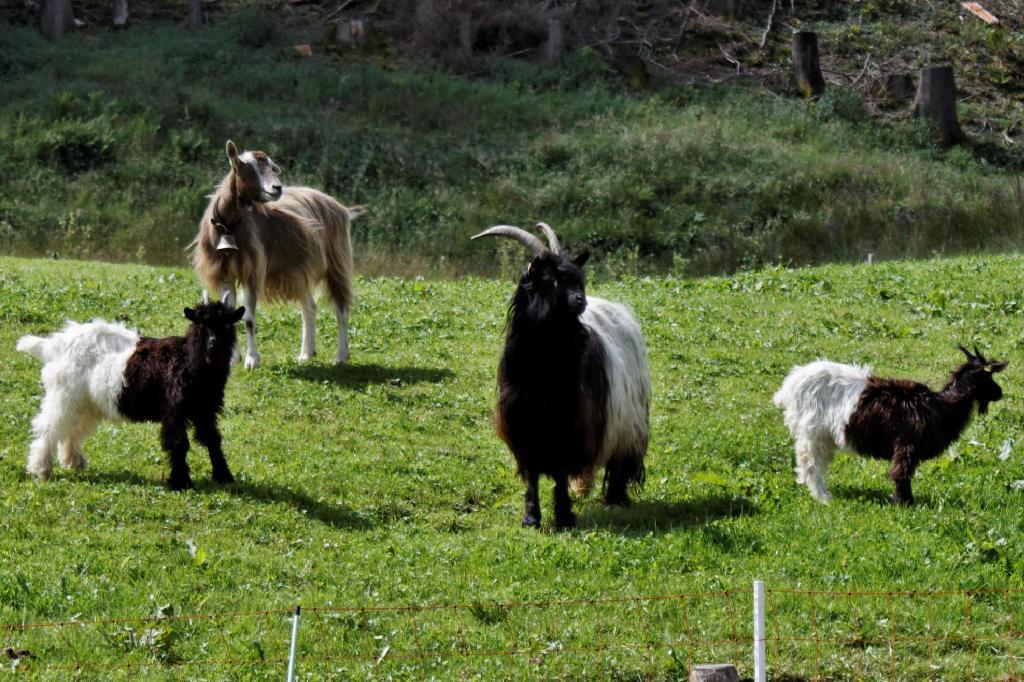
36 118 116 174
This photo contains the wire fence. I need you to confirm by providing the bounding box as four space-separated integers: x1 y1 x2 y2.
4 586 1024 679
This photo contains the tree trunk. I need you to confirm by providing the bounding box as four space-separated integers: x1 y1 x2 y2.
458 13 473 55
545 18 564 65
185 0 202 30
113 0 128 26
39 0 74 41
913 66 964 146
791 31 825 100
339 20 366 47
882 73 914 104
689 664 740 682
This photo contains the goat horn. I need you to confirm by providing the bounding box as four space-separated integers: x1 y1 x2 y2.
958 344 974 361
536 222 561 255
221 290 231 305
471 225 547 258
974 345 988 364
202 290 210 304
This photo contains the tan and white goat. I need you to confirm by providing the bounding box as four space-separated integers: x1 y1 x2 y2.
192 141 364 369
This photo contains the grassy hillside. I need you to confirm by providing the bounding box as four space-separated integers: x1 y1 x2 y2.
2 255 1024 678
1 5 1022 276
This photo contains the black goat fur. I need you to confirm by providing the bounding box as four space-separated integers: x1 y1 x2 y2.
118 301 245 490
495 250 640 530
844 347 1006 505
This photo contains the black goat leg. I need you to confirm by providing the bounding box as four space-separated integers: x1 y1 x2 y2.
193 416 234 484
553 473 576 530
522 470 541 528
162 419 194 491
892 478 914 506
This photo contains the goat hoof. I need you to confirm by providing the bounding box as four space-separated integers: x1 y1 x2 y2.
604 492 631 508
521 515 541 529
243 353 260 370
333 353 349 365
167 477 195 491
554 512 577 530
297 352 314 362
213 470 235 484
891 495 914 507
27 465 52 481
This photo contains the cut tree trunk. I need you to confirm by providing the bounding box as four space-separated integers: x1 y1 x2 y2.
458 13 473 55
689 664 740 682
913 66 964 146
186 0 202 30
39 0 74 41
882 73 914 104
791 31 825 100
339 20 366 47
545 18 564 65
113 0 128 26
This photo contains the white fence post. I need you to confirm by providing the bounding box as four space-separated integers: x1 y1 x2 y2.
287 605 301 681
753 581 766 682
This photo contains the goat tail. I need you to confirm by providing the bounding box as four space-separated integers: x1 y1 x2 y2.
323 203 358 312
16 335 49 361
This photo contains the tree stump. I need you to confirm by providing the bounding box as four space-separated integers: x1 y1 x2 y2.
913 66 964 146
458 14 473 55
339 20 366 47
689 663 740 682
113 0 129 26
185 0 202 30
882 73 914 104
791 31 825 100
39 0 74 41
545 18 564 65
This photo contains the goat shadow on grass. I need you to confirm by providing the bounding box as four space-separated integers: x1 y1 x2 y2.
579 495 757 536
283 362 455 389
829 483 934 508
81 469 370 530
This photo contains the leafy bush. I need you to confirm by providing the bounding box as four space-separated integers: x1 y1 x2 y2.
814 86 869 124
36 118 116 174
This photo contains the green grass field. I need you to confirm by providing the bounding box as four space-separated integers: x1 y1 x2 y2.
2 254 1024 678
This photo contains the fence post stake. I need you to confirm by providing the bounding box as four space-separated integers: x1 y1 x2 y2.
287 605 301 682
753 581 766 682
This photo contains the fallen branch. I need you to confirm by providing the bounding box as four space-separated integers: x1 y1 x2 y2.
853 52 872 85
719 44 741 72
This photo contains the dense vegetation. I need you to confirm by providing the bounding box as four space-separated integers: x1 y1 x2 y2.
0 2 1022 276
2 254 1024 677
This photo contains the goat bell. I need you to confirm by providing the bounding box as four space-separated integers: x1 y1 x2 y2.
216 234 239 252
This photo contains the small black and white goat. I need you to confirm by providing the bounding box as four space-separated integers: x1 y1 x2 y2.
17 296 245 490
774 346 1007 505
473 222 651 529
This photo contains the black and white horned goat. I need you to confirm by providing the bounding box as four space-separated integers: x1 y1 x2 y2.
773 346 1007 506
473 222 651 529
17 296 245 490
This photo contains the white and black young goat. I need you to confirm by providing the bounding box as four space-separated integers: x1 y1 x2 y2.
774 346 1007 505
17 297 245 490
472 223 651 529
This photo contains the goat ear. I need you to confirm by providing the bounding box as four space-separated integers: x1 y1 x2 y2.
231 307 246 323
184 307 197 322
225 140 238 167
990 361 1008 373
573 251 590 268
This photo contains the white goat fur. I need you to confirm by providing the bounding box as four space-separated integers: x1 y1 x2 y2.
16 320 140 480
772 360 871 504
570 297 651 495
